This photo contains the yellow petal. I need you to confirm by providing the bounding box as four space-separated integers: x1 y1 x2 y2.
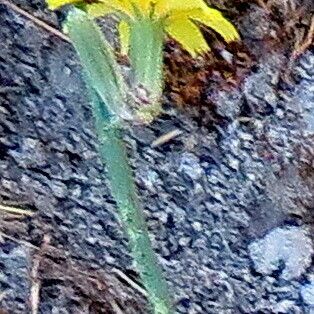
166 18 210 57
132 0 154 15
87 0 133 18
155 0 208 17
189 7 239 42
46 0 80 10
86 3 114 17
118 20 130 55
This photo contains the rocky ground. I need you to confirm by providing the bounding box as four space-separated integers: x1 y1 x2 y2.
0 0 313 313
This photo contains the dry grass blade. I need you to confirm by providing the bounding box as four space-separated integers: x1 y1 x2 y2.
30 259 41 314
0 204 35 216
112 268 148 297
0 0 70 42
30 235 50 314
0 230 148 312
109 298 124 314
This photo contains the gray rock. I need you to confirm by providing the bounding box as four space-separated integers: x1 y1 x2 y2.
248 226 313 280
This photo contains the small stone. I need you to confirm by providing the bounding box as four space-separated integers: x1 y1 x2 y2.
301 280 314 306
1 179 18 190
228 158 240 171
247 173 256 181
219 49 234 64
179 237 191 246
239 133 254 142
63 65 72 76
192 222 202 231
51 181 67 198
276 108 285 118
178 153 203 181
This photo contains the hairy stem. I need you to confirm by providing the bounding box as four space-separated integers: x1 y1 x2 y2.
65 9 172 314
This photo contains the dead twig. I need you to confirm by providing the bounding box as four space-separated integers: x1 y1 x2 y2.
151 129 183 147
0 229 148 298
256 0 271 13
0 0 70 42
292 15 314 59
30 235 50 314
0 230 39 250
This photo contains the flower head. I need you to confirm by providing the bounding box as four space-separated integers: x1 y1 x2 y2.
47 0 239 57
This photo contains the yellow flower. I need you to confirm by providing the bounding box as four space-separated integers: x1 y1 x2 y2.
47 0 81 10
47 0 239 57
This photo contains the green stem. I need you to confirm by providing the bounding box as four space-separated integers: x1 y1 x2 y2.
65 9 173 314
92 91 172 314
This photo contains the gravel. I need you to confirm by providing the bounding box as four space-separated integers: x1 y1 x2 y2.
0 1 313 313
